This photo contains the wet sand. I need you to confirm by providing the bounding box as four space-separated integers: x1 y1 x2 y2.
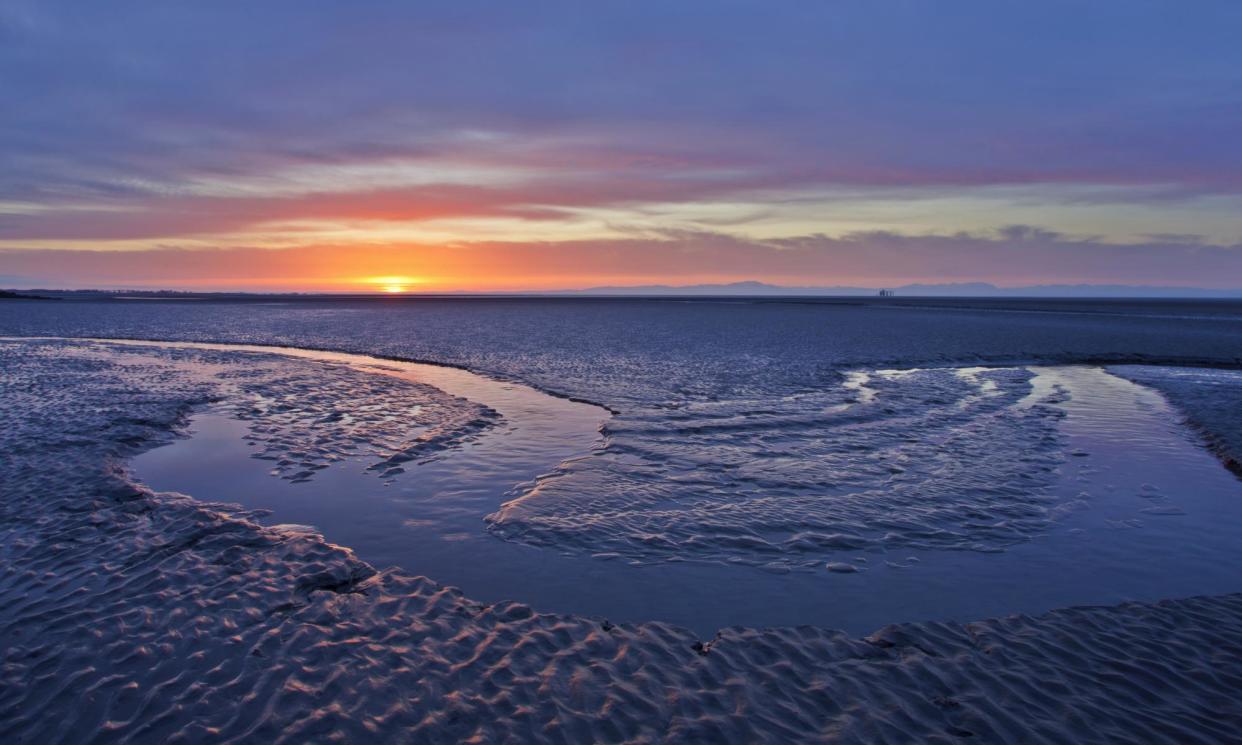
3 337 1242 743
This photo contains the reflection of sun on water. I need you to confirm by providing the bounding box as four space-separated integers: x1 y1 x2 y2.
364 276 420 294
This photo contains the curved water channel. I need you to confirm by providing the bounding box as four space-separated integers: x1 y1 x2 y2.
47 338 1242 636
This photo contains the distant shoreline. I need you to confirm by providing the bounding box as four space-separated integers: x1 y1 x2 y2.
7 289 1242 303
0 290 53 301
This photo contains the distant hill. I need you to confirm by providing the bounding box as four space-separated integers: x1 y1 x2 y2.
8 283 1242 300
565 281 1242 298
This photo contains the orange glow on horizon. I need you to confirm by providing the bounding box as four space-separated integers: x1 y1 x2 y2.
7 238 1083 293
363 275 421 294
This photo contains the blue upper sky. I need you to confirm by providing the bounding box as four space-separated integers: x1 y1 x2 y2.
3 1 1242 290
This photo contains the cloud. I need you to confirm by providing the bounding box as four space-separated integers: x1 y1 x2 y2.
3 228 1241 291
5 1 1242 285
4 1 1242 206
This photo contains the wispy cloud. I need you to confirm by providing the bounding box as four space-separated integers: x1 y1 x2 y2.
4 2 1242 286
4 228 1241 292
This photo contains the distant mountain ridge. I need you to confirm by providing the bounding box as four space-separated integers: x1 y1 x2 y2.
8 282 1242 299
565 281 1242 298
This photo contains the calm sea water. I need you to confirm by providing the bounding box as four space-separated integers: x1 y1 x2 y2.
4 296 1241 407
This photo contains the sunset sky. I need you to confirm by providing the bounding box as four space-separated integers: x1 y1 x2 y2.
3 2 1242 292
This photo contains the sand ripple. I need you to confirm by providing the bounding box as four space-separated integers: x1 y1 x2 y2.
1111 365 1242 477
490 367 1069 567
3 340 1242 743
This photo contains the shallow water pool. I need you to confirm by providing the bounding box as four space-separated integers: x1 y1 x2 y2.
120 340 1242 636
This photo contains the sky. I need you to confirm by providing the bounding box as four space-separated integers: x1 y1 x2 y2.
3 1 1242 292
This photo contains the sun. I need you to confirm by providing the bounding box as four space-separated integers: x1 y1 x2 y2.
364 275 420 294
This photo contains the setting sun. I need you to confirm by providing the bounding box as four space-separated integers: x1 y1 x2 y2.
364 275 420 294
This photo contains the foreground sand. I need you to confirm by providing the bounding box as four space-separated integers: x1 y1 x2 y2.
2 339 1241 743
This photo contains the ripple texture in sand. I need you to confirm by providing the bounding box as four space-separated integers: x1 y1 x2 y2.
490 367 1069 567
3 339 1242 743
